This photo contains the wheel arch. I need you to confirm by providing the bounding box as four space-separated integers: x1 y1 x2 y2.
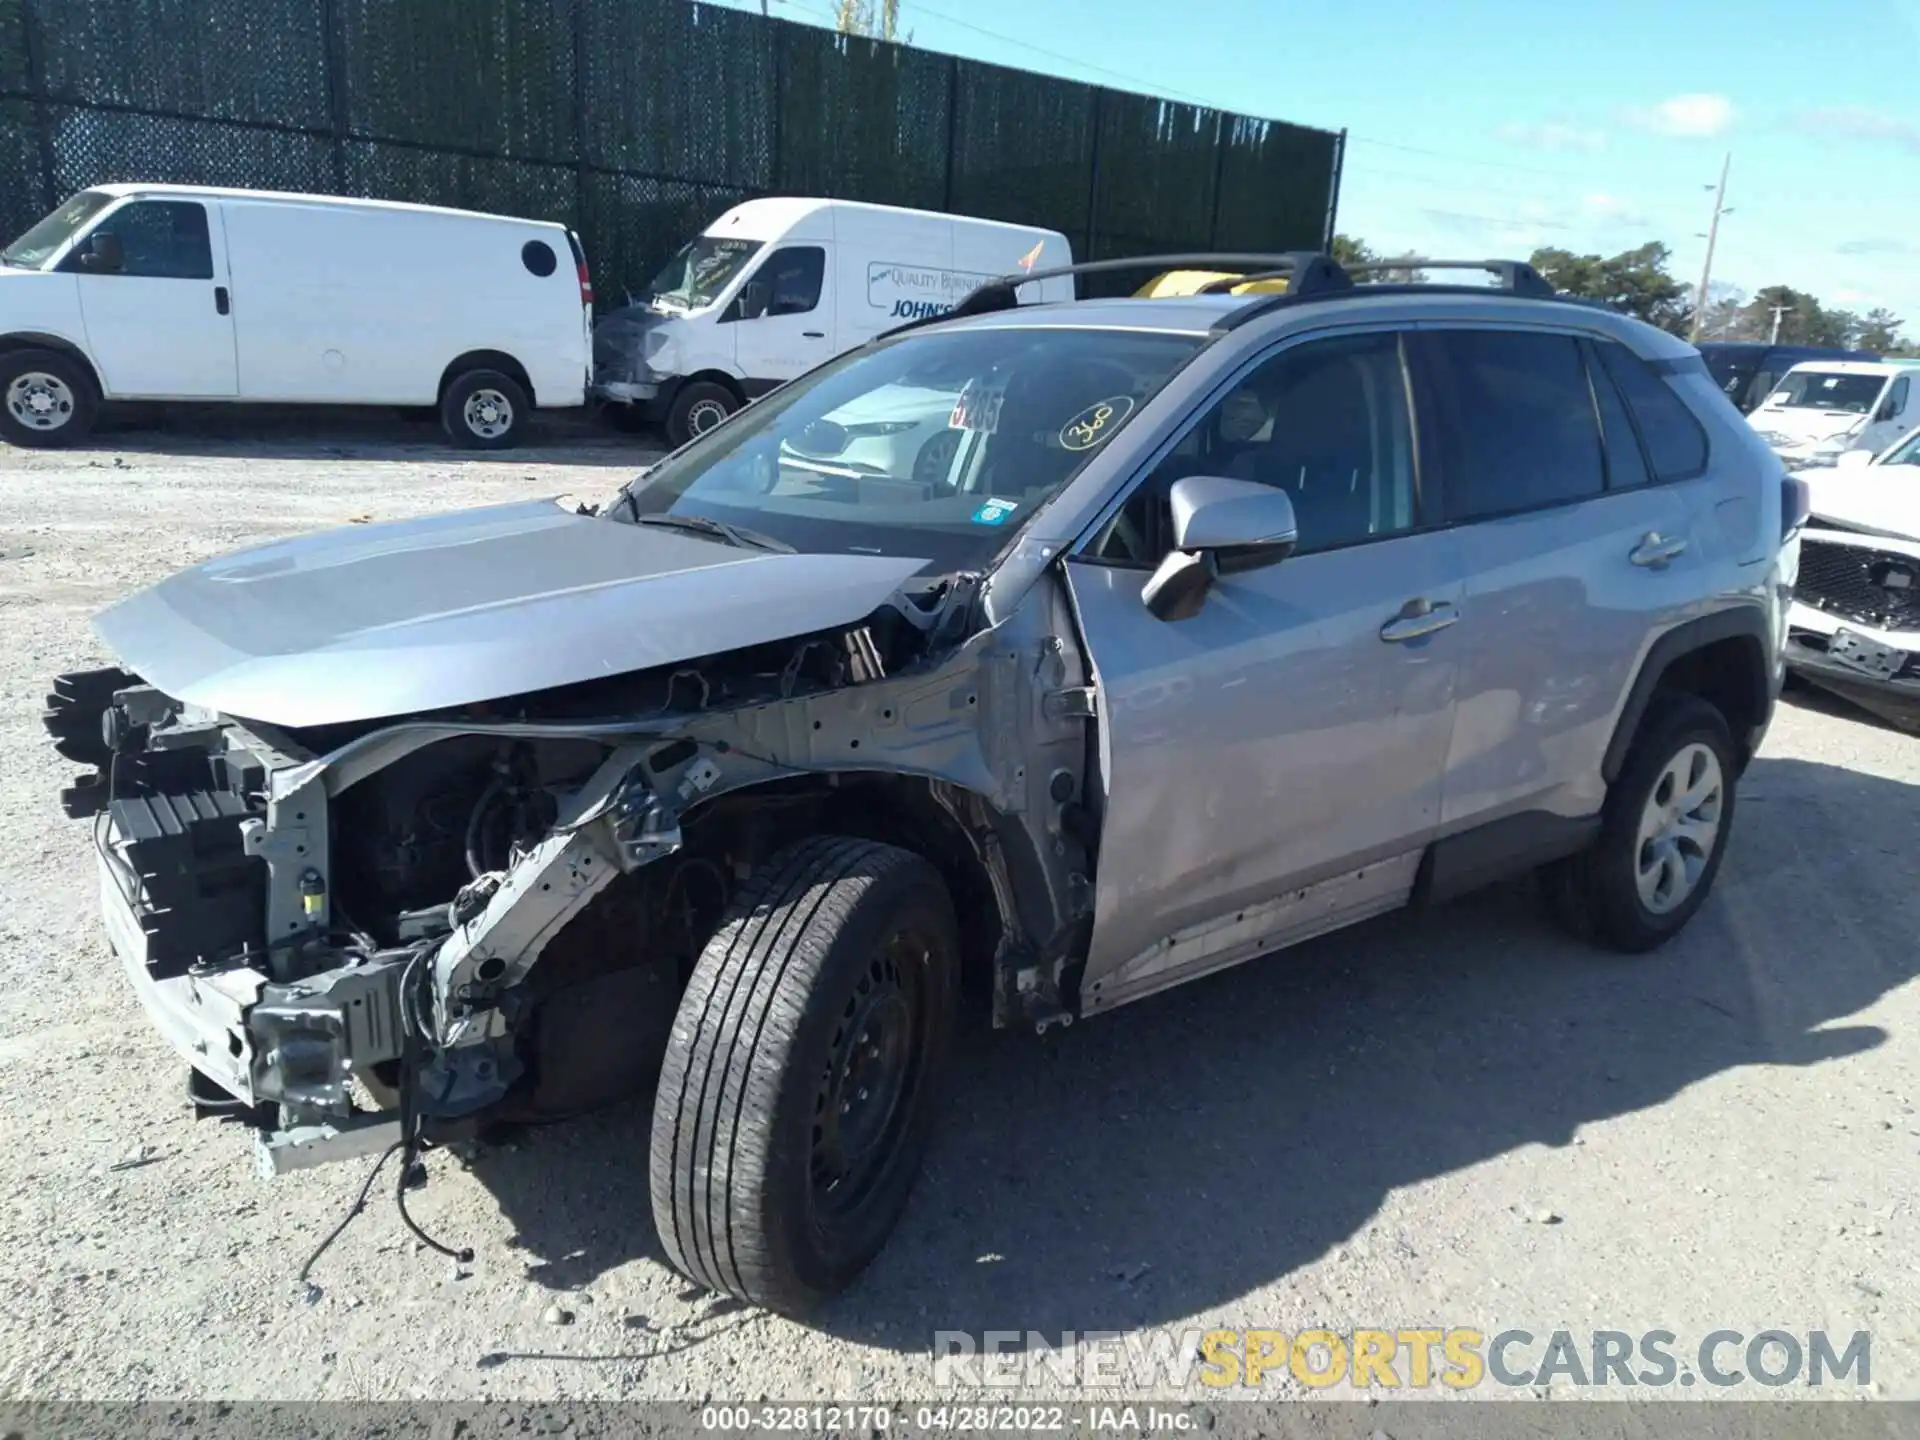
679 769 1065 1027
0 332 103 397
1603 606 1774 783
438 349 534 407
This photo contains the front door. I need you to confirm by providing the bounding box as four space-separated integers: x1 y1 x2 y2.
1861 372 1912 455
1066 330 1466 1013
71 198 237 398
727 243 833 394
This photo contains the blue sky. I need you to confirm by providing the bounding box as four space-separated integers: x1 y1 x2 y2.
707 0 1920 330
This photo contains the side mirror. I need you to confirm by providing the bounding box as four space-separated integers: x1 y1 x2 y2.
1835 447 1874 471
1141 475 1298 622
1876 402 1899 423
737 279 770 321
79 230 122 273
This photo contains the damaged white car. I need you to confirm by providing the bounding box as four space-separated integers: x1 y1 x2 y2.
1786 429 1920 729
47 252 1790 1312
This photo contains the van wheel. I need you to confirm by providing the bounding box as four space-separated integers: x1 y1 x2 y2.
1540 694 1737 952
0 349 97 448
665 381 737 448
441 369 528 449
649 836 959 1313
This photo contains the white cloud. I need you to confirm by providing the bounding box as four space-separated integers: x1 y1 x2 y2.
1495 120 1609 154
1624 93 1734 138
1797 107 1920 153
1834 288 1872 304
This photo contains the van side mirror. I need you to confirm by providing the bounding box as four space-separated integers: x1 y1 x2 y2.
1876 399 1899 423
1835 447 1874 471
1141 475 1298 622
78 230 122 273
737 279 770 321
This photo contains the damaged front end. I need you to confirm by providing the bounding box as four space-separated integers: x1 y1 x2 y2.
45 573 1096 1175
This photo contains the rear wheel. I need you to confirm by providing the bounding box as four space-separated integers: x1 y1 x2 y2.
0 349 96 448
649 835 959 1312
665 380 737 448
1541 694 1736 952
440 368 528 449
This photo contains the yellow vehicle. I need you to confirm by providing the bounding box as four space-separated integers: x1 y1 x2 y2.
1132 268 1288 298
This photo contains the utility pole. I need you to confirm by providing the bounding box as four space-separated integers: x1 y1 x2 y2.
1770 304 1790 344
1688 152 1732 343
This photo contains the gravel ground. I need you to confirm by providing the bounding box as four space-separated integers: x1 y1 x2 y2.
2 412 1918 1407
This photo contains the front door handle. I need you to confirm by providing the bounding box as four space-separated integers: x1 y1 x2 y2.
1380 597 1460 643
1630 531 1688 567
802 330 825 338
214 285 230 316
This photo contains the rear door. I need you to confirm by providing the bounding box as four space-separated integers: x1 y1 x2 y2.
1416 328 1704 831
70 198 236 398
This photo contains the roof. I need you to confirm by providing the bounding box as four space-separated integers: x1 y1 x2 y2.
709 195 1068 242
930 286 1697 359
1777 359 1912 376
85 182 565 229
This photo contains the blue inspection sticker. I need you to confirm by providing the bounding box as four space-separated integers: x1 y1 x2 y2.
972 497 1020 526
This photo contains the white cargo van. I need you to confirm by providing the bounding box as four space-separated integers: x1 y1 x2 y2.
1747 358 1920 468
0 184 592 449
593 197 1073 445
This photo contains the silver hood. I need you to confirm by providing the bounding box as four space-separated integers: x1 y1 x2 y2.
94 498 928 727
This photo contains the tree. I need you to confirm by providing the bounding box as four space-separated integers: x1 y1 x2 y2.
836 0 903 40
1529 242 1689 333
1856 307 1904 354
1329 233 1424 283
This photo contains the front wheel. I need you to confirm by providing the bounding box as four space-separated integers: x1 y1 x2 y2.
0 349 97 448
664 380 737 448
440 368 529 449
1541 694 1737 952
649 836 959 1312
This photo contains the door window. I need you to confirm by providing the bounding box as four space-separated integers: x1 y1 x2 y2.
1887 375 1910 420
1582 341 1652 491
1422 331 1605 521
750 245 826 318
1593 341 1709 480
1091 331 1418 563
80 201 213 280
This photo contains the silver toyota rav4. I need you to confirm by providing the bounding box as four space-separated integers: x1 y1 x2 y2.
45 252 1798 1312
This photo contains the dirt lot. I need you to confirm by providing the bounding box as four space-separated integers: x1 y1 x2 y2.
2 413 1918 1407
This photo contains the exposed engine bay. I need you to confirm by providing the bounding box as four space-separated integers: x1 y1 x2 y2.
44 568 1096 1177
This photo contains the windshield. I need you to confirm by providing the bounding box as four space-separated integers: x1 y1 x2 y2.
1881 429 1920 466
645 235 763 311
1765 370 1886 414
0 189 114 269
609 325 1204 574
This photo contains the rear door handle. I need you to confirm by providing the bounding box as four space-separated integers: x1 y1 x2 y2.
214 285 230 316
1380 598 1460 643
1629 531 1687 567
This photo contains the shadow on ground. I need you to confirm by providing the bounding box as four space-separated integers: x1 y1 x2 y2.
68 401 656 466
472 753 1919 1341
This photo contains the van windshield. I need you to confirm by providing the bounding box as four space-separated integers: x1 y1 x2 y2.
1766 370 1886 413
1 189 114 269
645 236 763 312
608 325 1203 574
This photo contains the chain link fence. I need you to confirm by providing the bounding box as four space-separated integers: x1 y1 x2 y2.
0 0 1342 304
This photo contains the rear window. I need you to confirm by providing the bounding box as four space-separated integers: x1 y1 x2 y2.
1595 342 1709 481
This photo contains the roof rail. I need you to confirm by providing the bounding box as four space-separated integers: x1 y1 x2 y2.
877 253 1343 338
876 251 1565 340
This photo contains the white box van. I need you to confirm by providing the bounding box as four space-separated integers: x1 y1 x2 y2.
593 197 1073 445
1747 358 1920 468
0 184 592 449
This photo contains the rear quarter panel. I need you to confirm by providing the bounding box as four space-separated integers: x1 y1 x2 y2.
222 202 587 407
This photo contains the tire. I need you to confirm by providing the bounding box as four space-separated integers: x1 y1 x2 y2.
649 835 960 1312
0 348 97 448
665 379 737 448
440 368 528 449
1540 694 1738 953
